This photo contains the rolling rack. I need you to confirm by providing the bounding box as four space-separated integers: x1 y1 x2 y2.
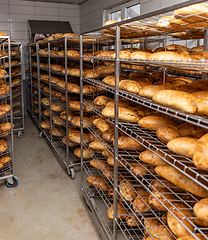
0 36 18 188
1 42 24 138
26 36 102 179
80 0 208 239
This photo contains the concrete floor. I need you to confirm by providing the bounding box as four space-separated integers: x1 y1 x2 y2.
0 115 104 240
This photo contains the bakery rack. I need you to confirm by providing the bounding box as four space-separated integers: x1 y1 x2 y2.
0 36 18 188
80 1 208 239
1 42 24 138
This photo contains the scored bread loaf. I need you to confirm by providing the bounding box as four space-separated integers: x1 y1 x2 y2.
139 85 169 98
74 147 94 159
94 95 112 106
152 90 197 113
119 180 136 202
167 137 198 158
93 118 112 132
155 165 208 197
89 139 108 150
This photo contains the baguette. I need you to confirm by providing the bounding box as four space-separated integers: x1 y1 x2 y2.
193 197 208 222
89 139 108 150
156 124 181 144
177 122 205 138
152 90 197 113
74 148 94 159
93 118 112 132
87 175 109 192
167 137 198 158
139 150 167 166
155 165 208 197
139 85 169 98
116 136 145 151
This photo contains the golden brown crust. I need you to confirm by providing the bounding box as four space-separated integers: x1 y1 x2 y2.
107 203 127 220
139 150 166 166
167 137 198 158
129 162 148 177
93 118 112 132
89 139 108 150
94 95 112 106
155 165 208 197
194 198 208 223
116 136 145 151
69 131 89 144
74 147 94 159
51 103 64 112
62 136 77 147
0 140 7 153
156 124 181 144
87 175 109 192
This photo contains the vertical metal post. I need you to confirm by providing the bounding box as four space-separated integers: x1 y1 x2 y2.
113 25 120 240
20 43 24 131
36 43 41 129
64 37 69 165
80 35 84 183
203 30 208 80
48 42 52 142
8 37 14 174
29 46 33 117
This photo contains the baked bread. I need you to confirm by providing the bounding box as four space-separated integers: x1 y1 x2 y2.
102 106 143 123
129 162 148 177
107 203 127 220
87 175 109 191
0 105 10 112
90 159 110 172
41 97 50 106
69 131 89 144
133 192 150 213
49 127 65 137
0 123 14 132
62 136 77 147
67 83 80 93
93 118 112 132
167 137 198 158
0 140 7 153
139 85 169 98
166 44 189 51
102 130 114 144
177 234 208 240
194 198 208 222
89 139 108 150
74 147 94 159
125 212 141 227
0 155 11 169
139 150 166 166
131 51 151 59
116 136 145 151
119 180 136 202
83 85 97 94
51 103 64 112
155 165 208 197
138 115 172 131
152 90 197 113
60 111 74 121
156 124 181 144
94 95 112 106
167 202 194 237
193 133 208 170
177 122 205 138
52 116 64 126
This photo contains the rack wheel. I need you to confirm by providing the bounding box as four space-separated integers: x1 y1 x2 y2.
67 167 75 180
6 177 18 188
39 132 44 139
17 131 23 138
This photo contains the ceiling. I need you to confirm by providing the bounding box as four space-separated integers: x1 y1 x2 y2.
27 0 86 4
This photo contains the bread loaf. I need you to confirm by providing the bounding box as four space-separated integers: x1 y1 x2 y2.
90 159 109 171
177 123 205 138
89 139 108 150
119 180 136 202
139 85 169 98
155 165 208 197
156 124 181 144
139 150 166 166
129 162 148 177
40 121 50 129
144 218 174 240
102 107 143 123
152 90 197 113
74 147 94 159
51 103 64 112
87 175 109 191
49 127 65 137
116 136 145 151
194 198 208 223
167 137 198 158
62 136 77 147
119 80 143 93
93 118 112 132
69 131 89 144
138 115 172 131
94 95 112 106
177 234 208 240
193 133 208 170
167 202 194 237
102 130 114 143
107 203 127 220
125 212 141 227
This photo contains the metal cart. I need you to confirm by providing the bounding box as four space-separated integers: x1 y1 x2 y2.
80 0 208 239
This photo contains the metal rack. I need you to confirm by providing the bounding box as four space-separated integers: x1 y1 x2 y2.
1 42 24 138
0 36 18 188
80 1 208 240
26 36 101 179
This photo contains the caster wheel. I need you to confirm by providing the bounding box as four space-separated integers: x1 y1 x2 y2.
67 167 75 180
17 131 23 138
6 177 18 188
39 132 44 139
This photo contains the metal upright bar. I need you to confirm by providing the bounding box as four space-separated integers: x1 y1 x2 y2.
48 42 52 142
36 43 41 128
203 29 208 80
80 35 84 183
113 25 120 240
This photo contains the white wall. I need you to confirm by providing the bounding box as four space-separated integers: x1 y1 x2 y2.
80 0 189 33
0 0 80 46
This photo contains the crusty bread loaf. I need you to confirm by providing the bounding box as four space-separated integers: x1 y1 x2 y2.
133 195 150 213
177 234 208 240
116 136 145 150
166 44 189 51
40 121 50 129
152 90 197 113
119 180 136 202
177 123 205 138
102 107 143 123
89 139 108 150
167 202 194 237
93 118 112 132
102 130 114 144
138 115 172 131
129 162 148 177
69 131 89 144
74 147 94 159
139 85 169 98
167 137 198 158
107 203 127 220
119 80 143 93
139 150 167 166
193 133 208 170
94 95 112 106
87 175 109 191
49 127 65 137
155 165 208 197
194 198 208 222
125 212 141 227
62 136 77 147
156 124 181 144
90 159 109 171
131 51 151 59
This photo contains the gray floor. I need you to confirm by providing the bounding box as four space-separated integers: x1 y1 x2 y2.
0 115 104 240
